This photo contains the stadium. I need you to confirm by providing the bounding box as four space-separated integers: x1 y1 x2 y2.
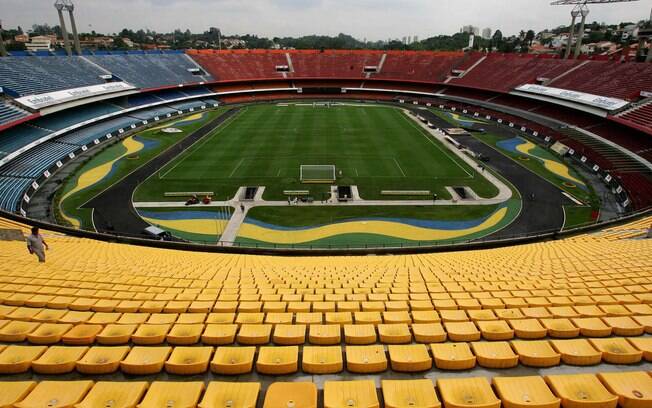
0 0 652 406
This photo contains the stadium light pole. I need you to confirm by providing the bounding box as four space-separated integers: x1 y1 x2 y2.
54 0 72 56
64 0 82 55
0 20 8 57
564 7 580 59
573 6 589 58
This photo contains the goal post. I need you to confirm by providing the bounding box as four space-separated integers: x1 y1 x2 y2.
300 165 336 183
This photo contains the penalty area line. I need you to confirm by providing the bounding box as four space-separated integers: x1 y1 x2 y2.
229 158 245 178
393 157 406 178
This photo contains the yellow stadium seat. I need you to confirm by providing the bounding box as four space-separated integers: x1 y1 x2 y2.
574 305 605 317
388 344 432 372
550 339 602 366
213 301 238 313
164 346 212 375
88 312 121 325
511 340 561 367
198 382 259 408
571 318 612 337
0 321 40 342
383 311 412 324
59 311 93 325
13 381 94 408
548 306 580 318
131 324 170 345
631 315 652 334
444 321 481 342
471 341 519 369
237 324 272 345
588 338 642 364
600 304 632 316
0 345 47 373
381 379 440 408
201 324 238 345
76 346 130 374
256 346 298 375
509 319 547 339
412 323 447 343
147 313 178 325
355 311 383 325
493 376 561 408
288 302 311 313
440 310 469 322
176 313 207 324
296 312 322 325
545 374 618 408
120 346 171 375
309 324 341 345
138 382 204 408
32 309 67 323
344 324 377 345
430 343 476 370
76 381 148 408
598 371 652 408
96 324 136 345
206 313 236 324
265 312 293 325
437 377 500 408
0 381 36 408
31 346 88 374
378 324 412 344
324 380 379 408
412 311 441 323
314 302 336 313
495 309 525 320
361 302 385 312
302 345 343 374
263 382 317 408
477 320 514 340
325 312 353 325
628 337 652 361
273 324 306 345
346 345 387 373
166 323 203 345
62 324 103 345
210 346 256 375
602 316 645 336
26 323 72 345
540 318 580 338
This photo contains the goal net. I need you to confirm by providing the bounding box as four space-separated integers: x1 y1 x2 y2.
300 165 336 183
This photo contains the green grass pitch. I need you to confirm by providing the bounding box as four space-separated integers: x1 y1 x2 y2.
135 104 498 202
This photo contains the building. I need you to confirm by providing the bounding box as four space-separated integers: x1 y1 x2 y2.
14 34 29 43
25 35 55 52
482 28 492 40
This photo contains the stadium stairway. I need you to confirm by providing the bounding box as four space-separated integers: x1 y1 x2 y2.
0 215 651 405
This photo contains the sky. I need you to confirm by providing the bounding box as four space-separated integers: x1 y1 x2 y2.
3 0 651 40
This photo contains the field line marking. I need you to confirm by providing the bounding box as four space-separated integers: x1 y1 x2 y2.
229 158 245 178
354 168 359 177
159 108 245 179
276 168 282 177
398 110 473 178
393 157 406 178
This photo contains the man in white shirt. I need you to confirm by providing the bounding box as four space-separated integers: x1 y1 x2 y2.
26 227 48 263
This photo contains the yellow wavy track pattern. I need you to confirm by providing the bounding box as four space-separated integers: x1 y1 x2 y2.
515 140 585 186
141 217 229 236
449 113 485 124
148 112 205 131
59 136 145 228
236 207 507 244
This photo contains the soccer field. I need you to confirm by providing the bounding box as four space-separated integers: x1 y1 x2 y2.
135 104 498 201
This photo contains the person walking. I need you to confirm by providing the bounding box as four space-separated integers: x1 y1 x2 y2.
26 227 48 263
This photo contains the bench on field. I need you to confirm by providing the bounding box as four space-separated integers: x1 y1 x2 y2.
283 190 310 196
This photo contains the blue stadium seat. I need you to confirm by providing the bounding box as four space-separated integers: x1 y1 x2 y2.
0 56 105 96
0 176 34 212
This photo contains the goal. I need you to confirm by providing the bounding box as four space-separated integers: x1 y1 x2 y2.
300 165 336 183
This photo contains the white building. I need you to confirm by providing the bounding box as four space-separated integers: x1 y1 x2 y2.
482 28 492 39
25 36 54 52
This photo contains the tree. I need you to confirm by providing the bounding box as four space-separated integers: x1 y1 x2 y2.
525 30 535 45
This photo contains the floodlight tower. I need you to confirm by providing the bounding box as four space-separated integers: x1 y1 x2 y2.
0 20 8 57
54 0 72 55
64 0 81 55
552 0 641 59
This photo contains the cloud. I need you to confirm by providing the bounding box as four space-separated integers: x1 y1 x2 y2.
3 0 650 40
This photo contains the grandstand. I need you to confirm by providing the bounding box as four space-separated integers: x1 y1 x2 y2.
0 214 651 405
